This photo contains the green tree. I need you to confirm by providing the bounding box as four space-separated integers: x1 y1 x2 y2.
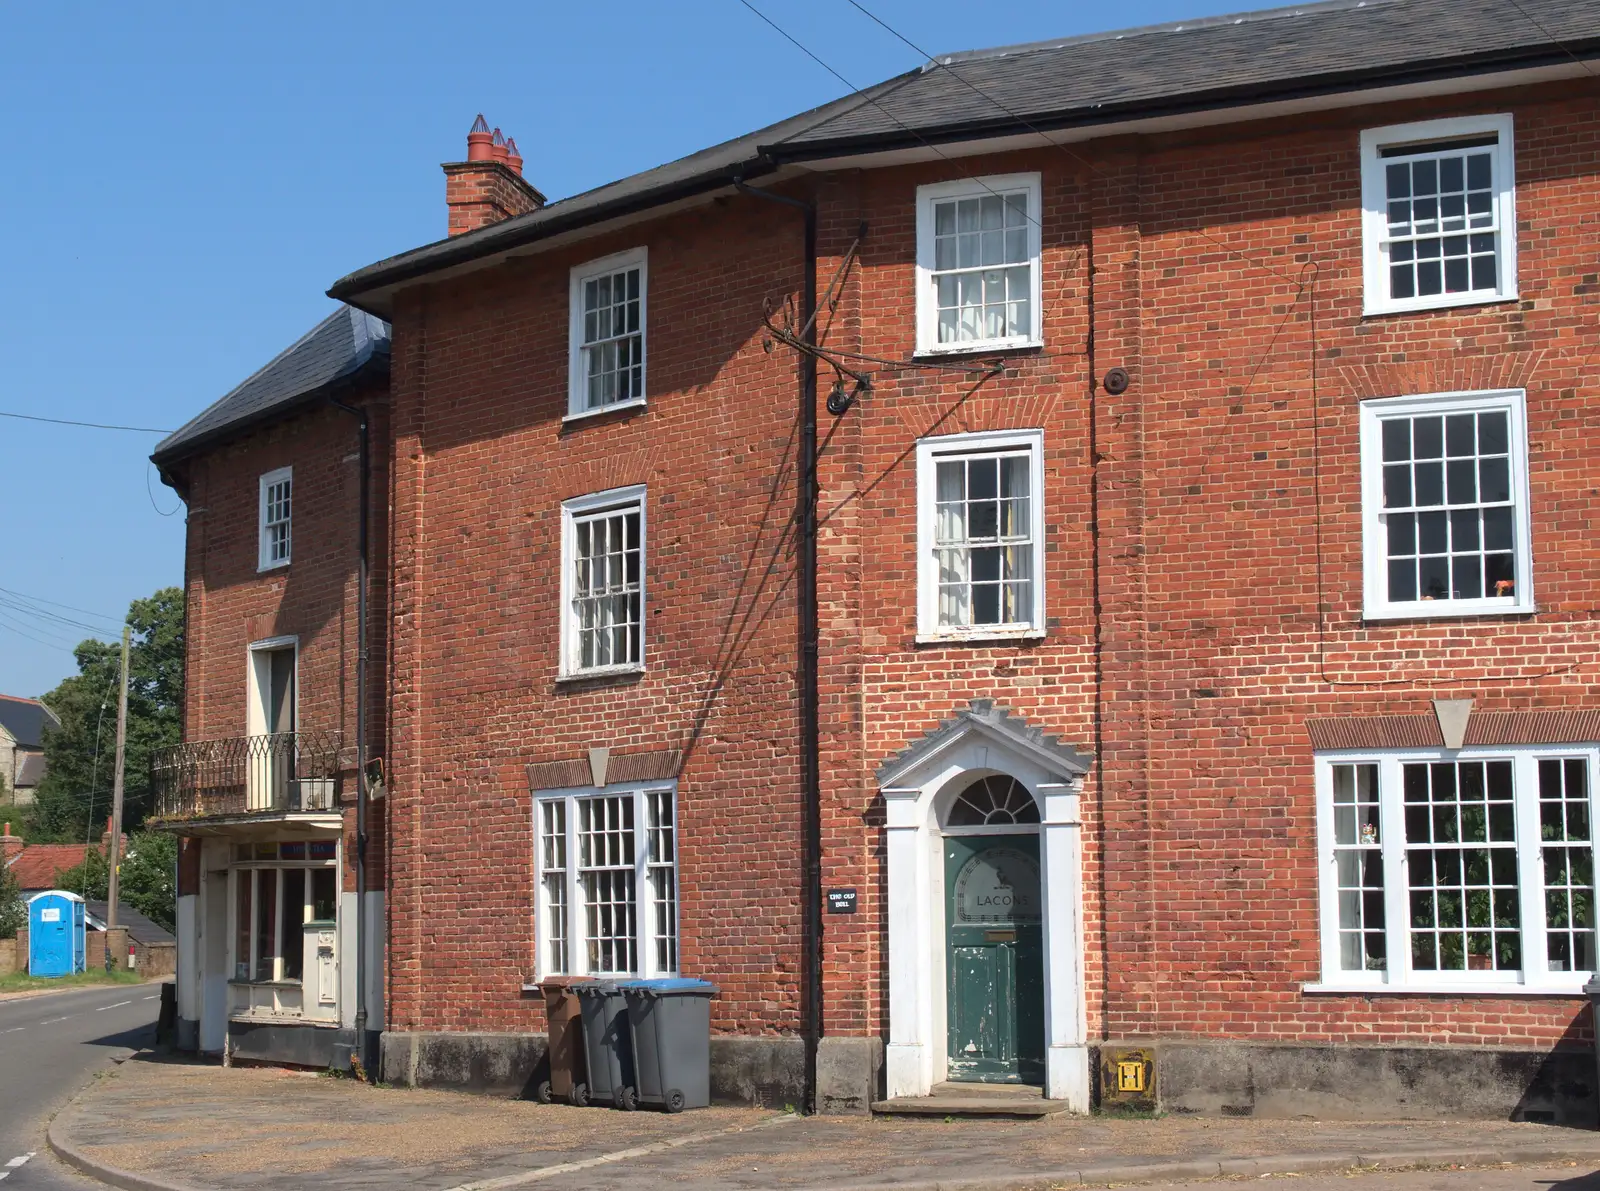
54 845 108 901
0 858 23 939
53 830 177 932
118 831 177 932
25 588 184 844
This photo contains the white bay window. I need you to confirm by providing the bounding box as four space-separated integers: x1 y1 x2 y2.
535 782 678 978
1313 747 1598 993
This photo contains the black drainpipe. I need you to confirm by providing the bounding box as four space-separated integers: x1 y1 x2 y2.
328 392 372 1076
733 174 822 1112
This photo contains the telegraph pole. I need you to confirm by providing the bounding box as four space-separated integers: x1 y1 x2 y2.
107 625 130 931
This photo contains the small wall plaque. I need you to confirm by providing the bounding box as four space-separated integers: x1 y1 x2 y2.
827 888 858 914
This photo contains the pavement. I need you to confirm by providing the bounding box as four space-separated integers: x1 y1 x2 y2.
0 981 162 1191
43 1056 1600 1191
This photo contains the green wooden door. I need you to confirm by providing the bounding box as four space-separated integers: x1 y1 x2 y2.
945 834 1045 1084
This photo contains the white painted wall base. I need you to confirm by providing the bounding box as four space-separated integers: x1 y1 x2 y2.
885 1043 927 1100
174 893 198 1024
339 891 357 1029
1047 1044 1091 1110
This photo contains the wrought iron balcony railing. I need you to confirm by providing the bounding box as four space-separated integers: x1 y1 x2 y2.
150 730 343 822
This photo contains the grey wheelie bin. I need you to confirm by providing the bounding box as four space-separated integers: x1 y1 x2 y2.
573 980 638 1109
619 978 717 1112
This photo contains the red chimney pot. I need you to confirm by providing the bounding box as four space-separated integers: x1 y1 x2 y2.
505 136 524 177
491 127 509 163
466 113 494 162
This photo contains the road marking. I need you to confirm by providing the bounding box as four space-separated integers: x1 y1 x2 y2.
3 1153 33 1168
95 1000 133 1011
1 1027 22 1033
446 1115 798 1190
143 995 159 1001
38 1016 73 1024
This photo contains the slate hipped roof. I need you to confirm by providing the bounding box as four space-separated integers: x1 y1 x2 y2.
151 304 390 467
85 900 176 947
0 695 60 751
330 0 1600 311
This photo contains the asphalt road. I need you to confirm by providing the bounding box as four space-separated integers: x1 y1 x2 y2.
1141 1167 1600 1191
0 983 159 1190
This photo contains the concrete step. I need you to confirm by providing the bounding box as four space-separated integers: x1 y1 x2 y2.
873 1084 1068 1118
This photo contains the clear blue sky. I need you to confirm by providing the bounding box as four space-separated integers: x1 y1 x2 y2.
0 0 1248 699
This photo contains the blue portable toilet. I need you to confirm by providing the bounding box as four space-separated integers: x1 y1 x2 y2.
28 890 86 977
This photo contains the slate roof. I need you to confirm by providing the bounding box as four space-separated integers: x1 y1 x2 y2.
13 751 44 789
151 304 390 467
0 695 59 751
6 843 91 892
85 900 175 946
330 0 1600 312
876 699 1090 787
779 0 1600 153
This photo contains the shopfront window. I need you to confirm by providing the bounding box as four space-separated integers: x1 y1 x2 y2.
231 840 338 985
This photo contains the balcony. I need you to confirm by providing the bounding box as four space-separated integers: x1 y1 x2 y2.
150 730 344 823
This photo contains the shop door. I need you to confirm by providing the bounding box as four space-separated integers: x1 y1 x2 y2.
945 834 1044 1084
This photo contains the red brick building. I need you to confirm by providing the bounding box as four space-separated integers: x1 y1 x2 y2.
152 306 390 1067
161 0 1600 1119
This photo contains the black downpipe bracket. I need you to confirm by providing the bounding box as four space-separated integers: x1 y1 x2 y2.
733 175 822 1112
328 394 373 1076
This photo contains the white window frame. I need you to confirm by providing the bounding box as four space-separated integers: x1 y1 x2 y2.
258 467 293 571
1360 113 1517 317
915 428 1046 643
227 842 339 987
1359 388 1533 620
567 246 648 420
1310 746 1600 995
558 485 646 679
915 173 1043 356
532 780 679 980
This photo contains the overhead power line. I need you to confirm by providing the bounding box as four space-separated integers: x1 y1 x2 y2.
0 585 124 628
0 409 173 434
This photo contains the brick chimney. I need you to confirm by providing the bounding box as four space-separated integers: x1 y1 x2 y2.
1 822 21 863
444 114 545 237
100 816 126 857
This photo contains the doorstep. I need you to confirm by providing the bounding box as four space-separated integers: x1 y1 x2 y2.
872 1080 1070 1118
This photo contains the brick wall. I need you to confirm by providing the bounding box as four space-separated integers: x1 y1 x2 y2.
384 198 810 1036
380 79 1600 1055
172 387 390 892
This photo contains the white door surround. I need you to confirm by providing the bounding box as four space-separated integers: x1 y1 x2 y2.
878 700 1091 1109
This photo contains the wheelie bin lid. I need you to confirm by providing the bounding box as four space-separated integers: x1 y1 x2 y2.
570 979 624 995
617 977 717 996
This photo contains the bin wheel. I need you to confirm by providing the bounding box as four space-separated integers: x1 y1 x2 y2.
569 1082 589 1108
534 1080 552 1105
615 1085 639 1111
665 1089 686 1114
